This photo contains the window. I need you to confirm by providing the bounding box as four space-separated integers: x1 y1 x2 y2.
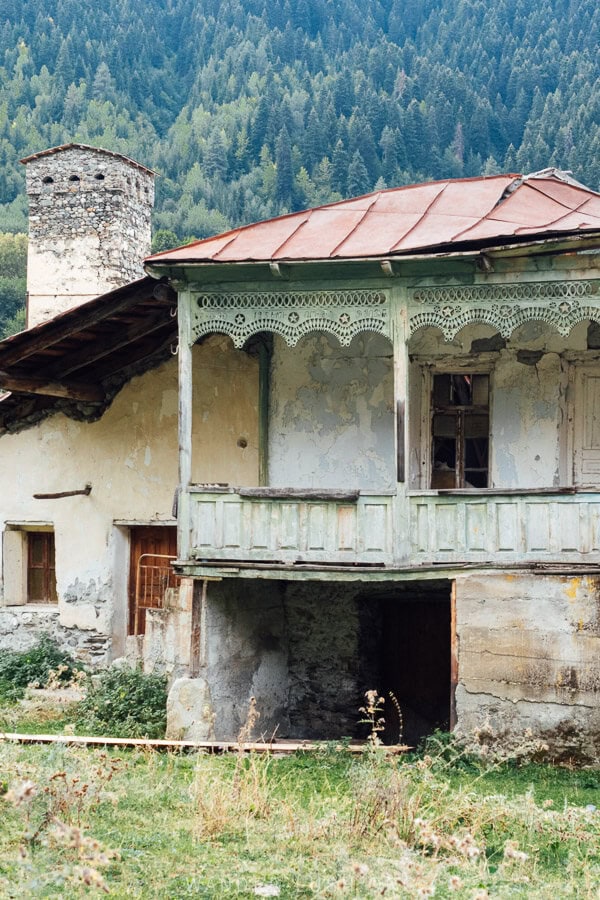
27 532 57 603
431 373 489 488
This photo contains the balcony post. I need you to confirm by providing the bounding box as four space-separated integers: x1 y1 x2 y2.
392 302 410 485
391 297 411 561
178 289 193 561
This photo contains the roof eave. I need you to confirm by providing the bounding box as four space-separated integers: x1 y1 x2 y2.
145 231 600 279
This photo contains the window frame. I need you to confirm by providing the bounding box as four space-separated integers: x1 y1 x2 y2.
418 363 494 491
2 523 57 606
26 530 58 604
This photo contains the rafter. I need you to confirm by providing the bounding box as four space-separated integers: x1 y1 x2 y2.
0 371 104 402
0 279 175 369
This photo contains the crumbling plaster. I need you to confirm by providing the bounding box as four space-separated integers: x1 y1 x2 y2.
455 573 600 759
268 332 395 490
0 336 257 657
409 321 590 489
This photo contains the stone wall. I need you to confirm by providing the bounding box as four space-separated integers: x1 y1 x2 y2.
0 605 110 666
23 145 154 325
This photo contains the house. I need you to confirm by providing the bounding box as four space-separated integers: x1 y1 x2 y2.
2 146 600 754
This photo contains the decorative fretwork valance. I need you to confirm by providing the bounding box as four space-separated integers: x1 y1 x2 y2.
190 289 390 347
408 280 600 340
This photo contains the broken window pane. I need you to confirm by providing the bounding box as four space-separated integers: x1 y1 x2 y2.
431 373 489 488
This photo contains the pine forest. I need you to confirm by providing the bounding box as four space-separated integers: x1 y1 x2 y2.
0 0 599 334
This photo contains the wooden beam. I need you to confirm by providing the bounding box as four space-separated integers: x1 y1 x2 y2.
0 370 104 402
0 732 409 755
49 308 176 378
0 278 175 369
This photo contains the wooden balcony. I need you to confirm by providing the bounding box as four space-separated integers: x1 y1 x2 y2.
184 487 600 572
410 490 600 564
188 487 395 565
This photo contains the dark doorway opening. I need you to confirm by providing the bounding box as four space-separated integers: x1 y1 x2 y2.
359 580 452 747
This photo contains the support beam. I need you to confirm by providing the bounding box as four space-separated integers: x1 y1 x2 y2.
178 290 193 561
0 278 174 369
0 370 104 402
392 305 409 484
258 339 271 486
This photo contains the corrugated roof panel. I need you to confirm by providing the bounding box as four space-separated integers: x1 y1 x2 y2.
526 178 600 211
213 214 310 260
420 177 514 216
516 210 600 234
272 208 369 259
331 211 424 257
370 181 448 213
486 184 579 226
391 214 485 251
146 173 600 265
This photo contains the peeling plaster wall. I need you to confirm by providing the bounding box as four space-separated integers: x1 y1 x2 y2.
0 336 259 659
409 322 590 489
191 335 259 486
268 332 395 490
455 573 600 760
0 358 179 660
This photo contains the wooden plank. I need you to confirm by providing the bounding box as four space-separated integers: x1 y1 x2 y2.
0 370 104 402
239 487 360 501
0 732 409 755
178 291 193 561
0 278 165 368
450 580 458 731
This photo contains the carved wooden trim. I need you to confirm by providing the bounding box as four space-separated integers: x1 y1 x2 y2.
190 289 390 347
408 280 600 339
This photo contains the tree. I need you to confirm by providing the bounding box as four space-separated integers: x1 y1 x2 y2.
275 126 294 206
347 150 370 196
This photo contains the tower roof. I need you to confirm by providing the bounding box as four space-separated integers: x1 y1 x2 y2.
20 143 156 176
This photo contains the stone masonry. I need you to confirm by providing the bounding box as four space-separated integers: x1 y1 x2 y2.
21 144 155 325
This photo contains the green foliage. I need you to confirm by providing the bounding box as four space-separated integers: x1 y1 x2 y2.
0 0 597 243
0 231 26 337
0 635 80 702
74 666 167 739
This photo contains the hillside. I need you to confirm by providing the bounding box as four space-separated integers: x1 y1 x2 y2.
0 0 598 332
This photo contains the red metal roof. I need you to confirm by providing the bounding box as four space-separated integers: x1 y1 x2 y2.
146 171 600 266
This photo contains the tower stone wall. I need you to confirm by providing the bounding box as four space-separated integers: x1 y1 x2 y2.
22 144 155 326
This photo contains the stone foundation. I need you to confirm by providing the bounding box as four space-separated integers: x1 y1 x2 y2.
0 606 110 666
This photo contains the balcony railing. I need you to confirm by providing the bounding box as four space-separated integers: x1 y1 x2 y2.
410 490 600 564
185 487 600 570
188 486 395 565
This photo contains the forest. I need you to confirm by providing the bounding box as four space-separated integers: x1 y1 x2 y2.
0 0 599 334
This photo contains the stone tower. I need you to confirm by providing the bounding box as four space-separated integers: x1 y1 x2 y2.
21 144 155 327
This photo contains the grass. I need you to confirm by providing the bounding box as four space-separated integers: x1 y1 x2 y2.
0 734 599 898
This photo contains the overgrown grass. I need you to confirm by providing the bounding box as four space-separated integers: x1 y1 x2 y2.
0 737 599 897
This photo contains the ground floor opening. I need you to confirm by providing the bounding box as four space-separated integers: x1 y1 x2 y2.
198 576 452 746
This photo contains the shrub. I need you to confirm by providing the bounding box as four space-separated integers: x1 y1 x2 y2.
0 636 81 702
74 666 167 739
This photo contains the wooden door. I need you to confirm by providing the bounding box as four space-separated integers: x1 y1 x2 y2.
573 368 600 486
128 526 177 635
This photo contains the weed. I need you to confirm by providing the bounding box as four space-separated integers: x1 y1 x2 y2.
0 636 82 702
74 666 167 739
